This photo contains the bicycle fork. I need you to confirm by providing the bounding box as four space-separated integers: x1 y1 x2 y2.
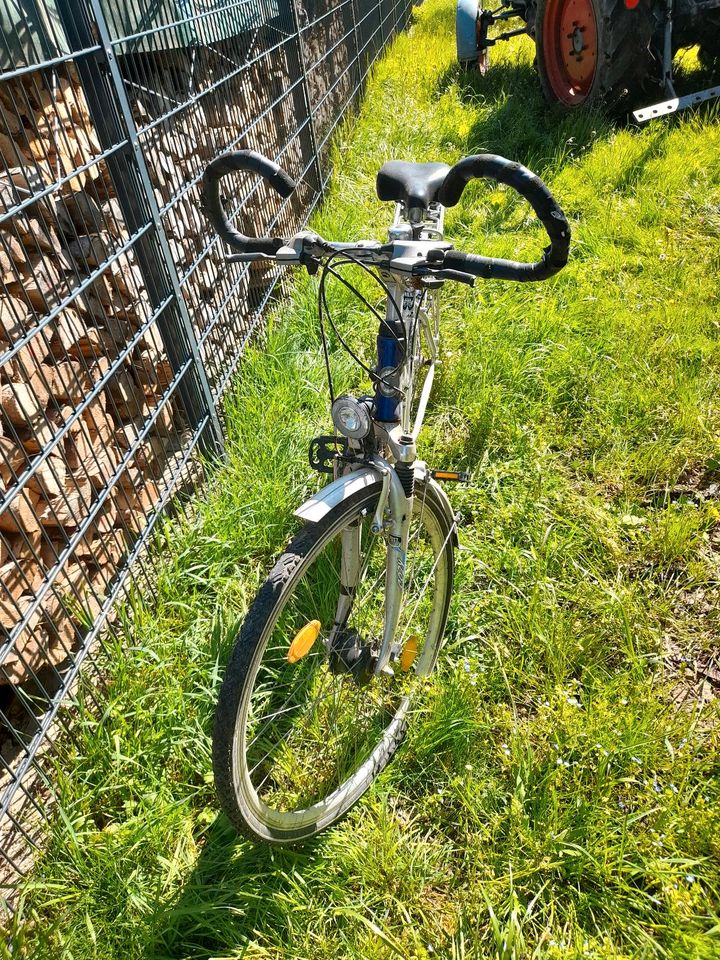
330 452 414 677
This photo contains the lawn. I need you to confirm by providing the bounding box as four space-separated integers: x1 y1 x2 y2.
5 1 720 956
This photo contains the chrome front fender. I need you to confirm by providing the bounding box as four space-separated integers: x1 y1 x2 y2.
294 467 380 524
294 461 457 541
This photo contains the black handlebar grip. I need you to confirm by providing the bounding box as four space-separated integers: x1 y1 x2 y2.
202 150 296 255
440 250 559 282
438 154 570 281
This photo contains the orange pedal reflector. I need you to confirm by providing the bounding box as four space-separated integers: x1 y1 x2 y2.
400 636 418 672
288 620 321 663
430 469 469 483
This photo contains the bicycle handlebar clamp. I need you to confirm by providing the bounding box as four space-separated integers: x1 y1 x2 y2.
437 154 570 282
202 150 296 255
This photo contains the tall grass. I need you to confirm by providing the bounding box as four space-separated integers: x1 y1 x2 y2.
5 2 720 957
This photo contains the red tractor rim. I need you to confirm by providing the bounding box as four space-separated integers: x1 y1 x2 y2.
542 0 598 106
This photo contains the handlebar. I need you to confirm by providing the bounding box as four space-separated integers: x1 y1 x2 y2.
435 154 570 282
201 150 569 283
202 150 296 255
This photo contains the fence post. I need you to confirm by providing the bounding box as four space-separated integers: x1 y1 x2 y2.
53 0 225 459
288 0 323 194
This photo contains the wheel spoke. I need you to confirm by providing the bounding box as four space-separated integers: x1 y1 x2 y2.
225 480 453 835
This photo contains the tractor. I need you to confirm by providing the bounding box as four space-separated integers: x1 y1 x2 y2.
455 0 720 120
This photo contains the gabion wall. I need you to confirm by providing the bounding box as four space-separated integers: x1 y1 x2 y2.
0 0 411 893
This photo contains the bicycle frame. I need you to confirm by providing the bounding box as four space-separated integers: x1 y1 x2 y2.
296 202 453 677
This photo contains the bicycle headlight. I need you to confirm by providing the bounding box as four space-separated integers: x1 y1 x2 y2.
331 395 373 440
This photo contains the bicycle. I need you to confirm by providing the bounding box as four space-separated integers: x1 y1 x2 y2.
202 151 570 843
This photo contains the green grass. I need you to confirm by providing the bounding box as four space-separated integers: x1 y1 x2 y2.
5 3 720 956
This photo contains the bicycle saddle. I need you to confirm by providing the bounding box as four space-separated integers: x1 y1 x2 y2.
376 161 451 210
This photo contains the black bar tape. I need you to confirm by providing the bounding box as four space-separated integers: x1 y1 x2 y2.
438 154 570 281
442 250 559 282
202 150 296 254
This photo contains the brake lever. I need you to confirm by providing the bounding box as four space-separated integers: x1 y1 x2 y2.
412 262 476 287
225 252 277 263
433 268 475 287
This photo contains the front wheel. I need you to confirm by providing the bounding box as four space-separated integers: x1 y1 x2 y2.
535 0 654 110
213 474 455 843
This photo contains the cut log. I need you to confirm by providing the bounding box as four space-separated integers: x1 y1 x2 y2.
116 478 160 530
34 452 67 500
0 436 30 487
0 558 42 601
0 130 25 169
5 529 43 566
113 423 158 474
0 381 44 426
41 608 78 658
99 198 124 239
54 189 104 237
97 499 118 534
82 399 114 443
66 233 111 269
0 297 30 343
148 396 174 437
9 210 55 254
16 416 54 454
0 592 29 634
51 356 110 406
35 473 92 529
3 340 53 411
106 366 146 420
50 311 103 361
85 437 118 492
7 255 66 313
23 131 53 165
0 100 22 137
94 315 133 356
108 258 142 301
75 279 112 322
63 413 93 472
48 309 87 359
135 346 173 391
0 231 26 283
0 485 41 534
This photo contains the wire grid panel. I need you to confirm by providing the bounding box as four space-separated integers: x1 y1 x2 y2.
0 0 225 885
0 0 411 894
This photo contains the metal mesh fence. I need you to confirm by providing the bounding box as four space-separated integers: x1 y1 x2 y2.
0 0 411 893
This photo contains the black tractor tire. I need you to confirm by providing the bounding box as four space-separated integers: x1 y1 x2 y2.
698 17 720 67
535 0 656 112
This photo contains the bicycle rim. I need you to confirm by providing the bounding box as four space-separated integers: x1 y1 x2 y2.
228 478 453 840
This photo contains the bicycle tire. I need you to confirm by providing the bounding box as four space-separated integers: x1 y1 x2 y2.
213 475 455 843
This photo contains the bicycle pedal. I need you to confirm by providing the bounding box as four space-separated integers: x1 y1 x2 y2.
309 434 348 474
430 469 470 484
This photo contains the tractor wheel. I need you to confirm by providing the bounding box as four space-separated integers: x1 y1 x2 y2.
456 0 479 66
535 0 655 110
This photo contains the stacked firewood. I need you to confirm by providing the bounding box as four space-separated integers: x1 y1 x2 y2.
131 44 307 353
0 68 179 685
300 0 353 153
0 26 327 685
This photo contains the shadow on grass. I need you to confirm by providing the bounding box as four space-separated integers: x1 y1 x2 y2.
139 42 720 960
438 51 613 170
147 814 328 959
438 43 719 174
